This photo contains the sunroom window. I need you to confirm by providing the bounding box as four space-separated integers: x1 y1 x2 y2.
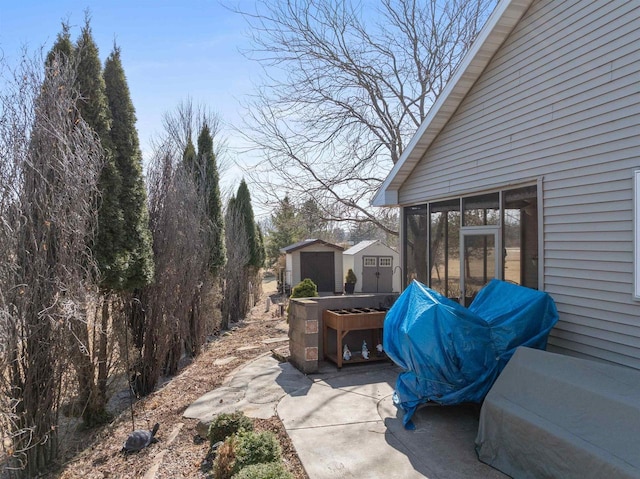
404 204 428 286
503 186 538 289
403 184 539 303
429 199 460 299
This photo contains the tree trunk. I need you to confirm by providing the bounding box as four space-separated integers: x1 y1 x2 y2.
73 294 110 427
96 293 110 406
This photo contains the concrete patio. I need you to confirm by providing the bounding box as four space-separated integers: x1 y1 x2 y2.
185 353 506 478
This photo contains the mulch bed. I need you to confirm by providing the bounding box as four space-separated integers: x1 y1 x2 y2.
48 288 307 479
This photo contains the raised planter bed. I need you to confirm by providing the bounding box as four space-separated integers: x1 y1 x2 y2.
287 294 397 373
322 308 389 368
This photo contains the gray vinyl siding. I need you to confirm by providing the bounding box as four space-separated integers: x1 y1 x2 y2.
398 0 640 369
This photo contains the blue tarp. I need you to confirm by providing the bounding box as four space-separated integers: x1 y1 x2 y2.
383 279 558 428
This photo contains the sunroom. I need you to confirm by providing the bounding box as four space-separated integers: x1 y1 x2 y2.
403 183 539 306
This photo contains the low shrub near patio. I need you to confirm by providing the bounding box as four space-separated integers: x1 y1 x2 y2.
233 430 281 473
213 430 283 479
287 278 319 316
232 462 293 479
208 411 254 445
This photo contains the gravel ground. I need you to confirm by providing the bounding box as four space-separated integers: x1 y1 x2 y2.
47 279 307 479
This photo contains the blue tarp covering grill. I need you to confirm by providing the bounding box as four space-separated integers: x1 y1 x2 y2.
383 279 559 428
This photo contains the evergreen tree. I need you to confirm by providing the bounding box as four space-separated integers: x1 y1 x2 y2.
76 20 126 290
255 223 266 269
221 183 264 326
72 19 127 428
349 220 385 243
300 198 326 238
266 195 301 265
235 179 262 269
76 22 111 147
196 124 225 276
46 22 74 68
222 194 247 326
104 45 154 290
183 136 196 169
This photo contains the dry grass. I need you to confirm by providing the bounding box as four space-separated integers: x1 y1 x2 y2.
46 279 307 479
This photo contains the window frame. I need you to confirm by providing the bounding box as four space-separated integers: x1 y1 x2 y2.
363 256 377 267
633 170 640 299
379 256 393 268
406 183 540 298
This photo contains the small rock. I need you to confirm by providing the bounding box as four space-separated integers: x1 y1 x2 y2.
271 349 289 363
211 440 224 452
196 419 211 439
214 356 237 366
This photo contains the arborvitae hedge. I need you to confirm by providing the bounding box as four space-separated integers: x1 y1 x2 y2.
104 45 154 290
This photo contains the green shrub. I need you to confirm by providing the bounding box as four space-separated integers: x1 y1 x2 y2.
232 430 282 475
232 462 293 479
345 268 357 284
290 278 319 299
208 411 254 445
287 278 320 316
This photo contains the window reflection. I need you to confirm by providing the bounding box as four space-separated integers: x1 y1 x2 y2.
430 199 460 299
503 186 538 288
463 193 500 226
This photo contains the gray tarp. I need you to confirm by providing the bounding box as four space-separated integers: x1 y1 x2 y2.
476 347 640 479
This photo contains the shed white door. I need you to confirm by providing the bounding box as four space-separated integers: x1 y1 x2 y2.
362 256 393 293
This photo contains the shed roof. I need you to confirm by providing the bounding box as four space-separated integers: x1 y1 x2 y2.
280 238 345 254
372 0 534 207
343 240 398 256
343 240 378 255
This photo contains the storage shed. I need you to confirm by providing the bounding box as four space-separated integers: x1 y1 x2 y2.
343 240 400 293
280 239 344 294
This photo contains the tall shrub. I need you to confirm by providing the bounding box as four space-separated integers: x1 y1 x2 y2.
196 123 226 277
0 47 102 476
73 20 128 427
103 45 154 290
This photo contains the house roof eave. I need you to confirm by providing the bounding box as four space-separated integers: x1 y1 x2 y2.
371 187 398 207
372 0 534 207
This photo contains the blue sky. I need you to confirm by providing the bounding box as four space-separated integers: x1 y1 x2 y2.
0 1 259 192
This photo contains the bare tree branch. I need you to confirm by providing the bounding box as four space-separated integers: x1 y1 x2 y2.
235 0 496 234
154 97 232 177
0 47 103 476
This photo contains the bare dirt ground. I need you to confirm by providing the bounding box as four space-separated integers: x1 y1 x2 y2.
48 278 308 479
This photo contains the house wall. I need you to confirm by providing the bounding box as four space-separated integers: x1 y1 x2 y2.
290 244 344 293
344 243 401 293
398 1 640 369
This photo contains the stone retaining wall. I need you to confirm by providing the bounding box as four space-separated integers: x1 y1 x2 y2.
288 294 397 373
